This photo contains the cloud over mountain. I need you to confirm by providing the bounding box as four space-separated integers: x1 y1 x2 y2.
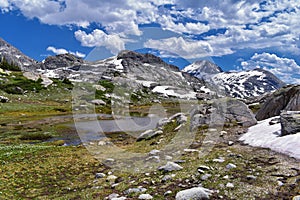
241 53 300 84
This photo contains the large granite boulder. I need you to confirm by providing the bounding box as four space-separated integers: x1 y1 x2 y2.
280 111 300 136
191 98 257 129
256 85 300 121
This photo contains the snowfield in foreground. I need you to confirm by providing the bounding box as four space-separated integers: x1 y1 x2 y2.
239 117 300 160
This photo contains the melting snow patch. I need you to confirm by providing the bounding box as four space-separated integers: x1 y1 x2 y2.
152 86 196 99
239 117 300 160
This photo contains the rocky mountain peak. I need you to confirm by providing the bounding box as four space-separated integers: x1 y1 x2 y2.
40 53 85 70
117 50 165 65
182 60 223 77
0 37 37 69
117 50 180 73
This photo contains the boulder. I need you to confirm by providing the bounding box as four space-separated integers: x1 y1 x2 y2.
175 187 212 200
256 85 300 121
280 111 300 136
0 95 9 103
191 98 257 129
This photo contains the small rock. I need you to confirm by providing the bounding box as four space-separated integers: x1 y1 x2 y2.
277 181 284 186
201 174 212 181
149 149 160 156
246 175 257 180
223 175 229 179
158 162 183 172
146 156 160 163
219 131 227 137
106 193 119 199
95 173 106 178
138 194 153 199
169 113 187 124
184 149 199 153
125 187 147 194
162 175 173 182
165 155 173 160
105 158 115 163
111 183 120 188
175 187 212 200
137 130 161 141
228 141 234 146
226 163 237 169
198 165 211 171
164 190 172 196
157 118 171 127
93 84 106 91
111 197 126 200
213 158 225 163
98 141 110 146
106 175 118 183
226 183 234 188
90 99 106 106
174 124 183 131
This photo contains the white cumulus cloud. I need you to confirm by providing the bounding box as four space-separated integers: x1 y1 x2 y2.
241 53 300 84
74 29 125 55
46 46 86 58
2 0 300 58
144 37 219 59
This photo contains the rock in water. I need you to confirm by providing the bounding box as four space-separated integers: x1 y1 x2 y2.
175 187 212 200
280 111 300 136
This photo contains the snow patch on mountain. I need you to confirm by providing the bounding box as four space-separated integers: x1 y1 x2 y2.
212 69 284 98
152 85 197 99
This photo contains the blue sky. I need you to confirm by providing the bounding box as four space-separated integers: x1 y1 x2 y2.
0 0 300 83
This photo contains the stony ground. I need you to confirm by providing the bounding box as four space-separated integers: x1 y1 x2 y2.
0 71 299 199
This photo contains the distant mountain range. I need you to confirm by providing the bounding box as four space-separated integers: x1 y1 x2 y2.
183 60 285 99
0 37 286 99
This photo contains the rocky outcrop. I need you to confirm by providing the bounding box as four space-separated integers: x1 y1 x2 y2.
256 85 300 121
280 111 300 136
191 98 257 129
39 54 84 70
